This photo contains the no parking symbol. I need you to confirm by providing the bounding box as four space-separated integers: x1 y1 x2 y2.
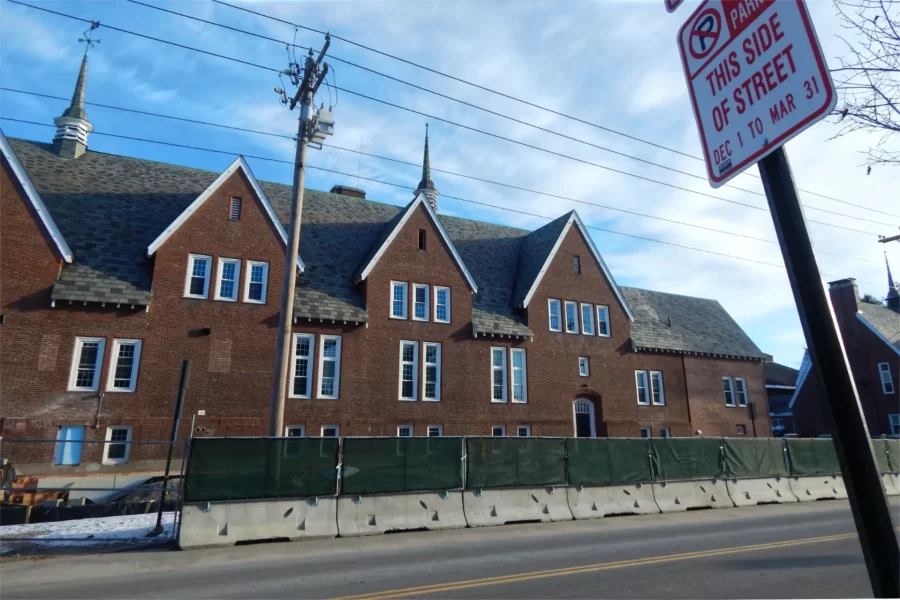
689 8 721 59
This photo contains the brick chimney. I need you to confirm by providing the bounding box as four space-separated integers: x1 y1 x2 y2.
827 278 861 327
330 185 366 199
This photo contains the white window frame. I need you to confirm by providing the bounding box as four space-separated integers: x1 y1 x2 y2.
579 356 590 377
105 339 142 393
890 414 900 435
491 347 508 403
390 281 408 319
320 425 339 437
650 371 665 406
184 254 212 299
492 425 506 437
316 335 342 399
878 363 895 394
517 425 531 437
564 301 578 334
229 197 241 220
289 333 314 399
723 376 736 406
735 377 749 406
102 425 132 465
659 427 671 438
640 426 651 438
596 305 611 337
285 426 306 437
434 286 451 323
412 283 430 321
510 348 527 403
214 257 241 302
635 370 650 405
243 260 269 304
580 303 595 335
548 298 562 332
422 342 441 402
68 337 106 392
399 340 419 401
397 425 413 437
427 425 443 437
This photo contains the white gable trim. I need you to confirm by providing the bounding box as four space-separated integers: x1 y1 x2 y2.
857 312 900 357
520 212 634 321
356 193 478 292
0 131 73 262
788 350 811 410
146 156 304 271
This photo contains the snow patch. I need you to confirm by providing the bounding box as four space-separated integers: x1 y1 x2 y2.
0 512 176 551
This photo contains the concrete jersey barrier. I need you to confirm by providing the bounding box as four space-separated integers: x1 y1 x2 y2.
725 477 798 506
881 473 899 497
179 497 337 549
788 475 848 501
652 479 734 512
567 483 659 518
336 491 467 536
463 487 572 526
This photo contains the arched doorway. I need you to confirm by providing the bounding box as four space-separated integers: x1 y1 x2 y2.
573 398 597 438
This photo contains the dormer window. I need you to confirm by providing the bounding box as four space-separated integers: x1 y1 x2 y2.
230 198 241 221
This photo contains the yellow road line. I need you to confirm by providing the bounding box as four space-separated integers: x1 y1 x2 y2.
330 532 860 600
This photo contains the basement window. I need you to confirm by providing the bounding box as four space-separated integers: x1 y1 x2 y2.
736 424 747 435
230 198 241 220
103 426 132 465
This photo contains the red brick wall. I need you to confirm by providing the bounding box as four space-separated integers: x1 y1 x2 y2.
683 356 770 437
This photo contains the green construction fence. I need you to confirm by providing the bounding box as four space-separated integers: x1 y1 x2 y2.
341 437 463 495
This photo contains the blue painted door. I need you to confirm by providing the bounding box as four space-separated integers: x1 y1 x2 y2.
54 426 85 465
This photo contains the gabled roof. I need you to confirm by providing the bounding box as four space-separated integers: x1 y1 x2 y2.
146 156 305 272
856 305 900 356
354 193 478 292
621 286 769 360
514 211 634 321
788 350 812 409
0 130 73 263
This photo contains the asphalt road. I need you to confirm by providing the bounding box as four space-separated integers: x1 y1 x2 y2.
2 498 898 599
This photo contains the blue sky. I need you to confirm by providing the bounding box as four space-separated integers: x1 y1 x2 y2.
1 0 897 368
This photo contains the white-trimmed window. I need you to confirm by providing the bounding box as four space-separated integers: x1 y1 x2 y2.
68 337 106 392
735 377 749 406
736 424 747 435
244 261 268 304
650 371 665 406
321 425 339 437
510 348 527 403
391 281 408 319
185 254 212 299
427 425 443 437
434 286 450 323
659 427 670 438
564 301 578 333
285 426 305 437
397 425 413 437
284 426 306 457
548 299 561 332
581 303 595 335
413 283 430 321
106 339 142 392
517 425 531 437
229 197 241 220
723 377 736 406
317 335 342 399
879 363 895 394
635 370 650 405
290 333 314 398
491 347 508 402
597 305 610 337
399 341 419 401
215 258 240 301
103 426 132 465
640 426 651 438
492 425 506 437
890 414 900 435
423 342 441 401
579 357 590 377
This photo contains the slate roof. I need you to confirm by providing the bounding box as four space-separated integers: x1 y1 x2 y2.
620 287 769 359
858 303 900 351
765 362 799 387
6 136 764 353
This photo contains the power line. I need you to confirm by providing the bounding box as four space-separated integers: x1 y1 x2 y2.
1 117 883 286
0 87 886 249
209 0 899 219
12 0 896 231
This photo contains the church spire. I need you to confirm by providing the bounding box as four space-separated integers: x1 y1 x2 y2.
886 252 899 311
53 23 98 160
415 124 439 212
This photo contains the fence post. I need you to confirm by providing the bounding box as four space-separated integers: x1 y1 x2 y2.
149 359 190 537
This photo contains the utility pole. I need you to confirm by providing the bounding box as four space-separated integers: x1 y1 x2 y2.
269 35 333 437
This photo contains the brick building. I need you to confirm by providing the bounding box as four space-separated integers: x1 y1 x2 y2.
765 362 799 435
0 57 772 472
788 271 900 437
